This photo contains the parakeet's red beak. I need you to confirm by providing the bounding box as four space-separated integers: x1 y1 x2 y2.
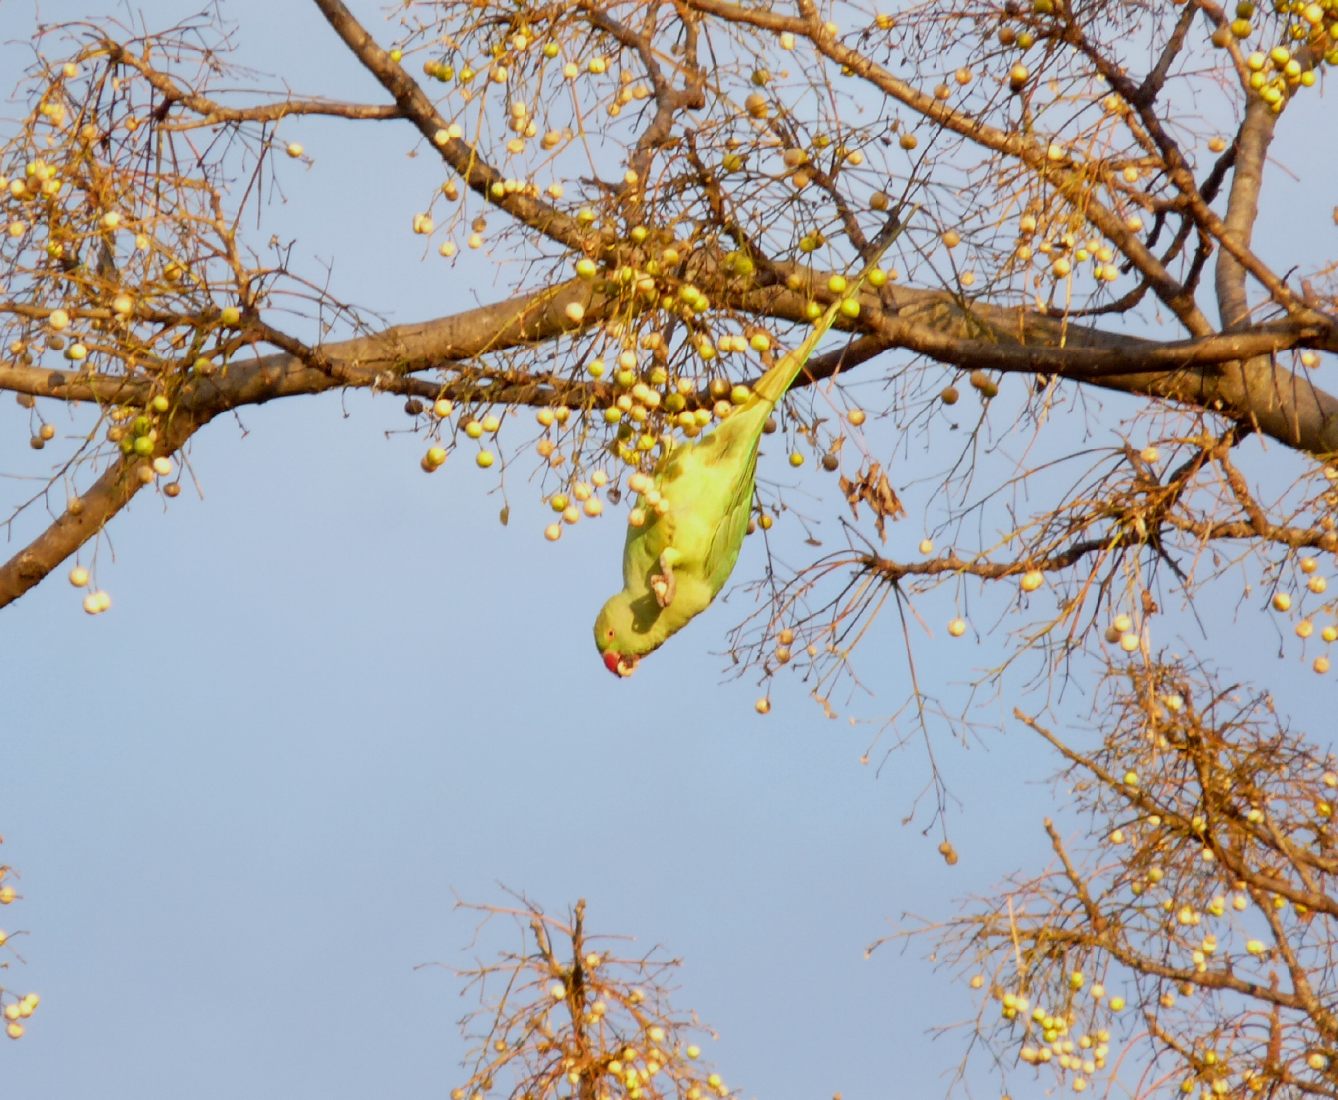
603 651 639 678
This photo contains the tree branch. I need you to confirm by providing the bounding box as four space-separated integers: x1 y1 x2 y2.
1215 97 1276 331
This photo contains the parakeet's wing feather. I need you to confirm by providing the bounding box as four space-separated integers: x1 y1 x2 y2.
697 410 765 591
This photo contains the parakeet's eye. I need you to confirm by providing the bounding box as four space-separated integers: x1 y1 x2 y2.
605 628 616 639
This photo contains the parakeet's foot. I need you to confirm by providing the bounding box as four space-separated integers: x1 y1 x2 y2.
650 574 672 606
651 549 678 608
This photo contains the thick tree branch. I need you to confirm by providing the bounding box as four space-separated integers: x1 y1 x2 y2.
1215 98 1276 331
5 274 1336 460
734 276 1338 456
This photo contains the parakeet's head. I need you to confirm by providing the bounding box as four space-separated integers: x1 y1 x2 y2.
593 594 652 678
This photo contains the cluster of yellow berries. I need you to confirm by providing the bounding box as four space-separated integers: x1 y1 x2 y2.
429 237 876 542
0 851 38 1040
100 399 180 485
993 981 1119 1094
3 108 245 425
538 467 613 542
1015 0 1338 115
1270 553 1336 673
1103 613 1144 654
415 399 506 470
1109 807 1331 971
406 18 656 224
1012 213 1124 284
2 142 168 309
1 991 40 1040
1217 2 1338 113
414 113 574 251
450 1002 723 1100
68 563 112 615
0 156 64 243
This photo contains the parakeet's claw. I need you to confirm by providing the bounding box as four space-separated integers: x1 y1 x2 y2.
651 550 678 608
650 574 672 607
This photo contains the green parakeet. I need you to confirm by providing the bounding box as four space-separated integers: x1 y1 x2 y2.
594 230 901 677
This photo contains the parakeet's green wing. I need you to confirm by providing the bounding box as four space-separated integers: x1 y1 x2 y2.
696 406 766 592
692 253 889 585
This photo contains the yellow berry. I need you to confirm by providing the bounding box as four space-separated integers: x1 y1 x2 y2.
81 591 111 615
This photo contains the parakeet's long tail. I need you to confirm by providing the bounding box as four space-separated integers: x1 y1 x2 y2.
750 214 909 409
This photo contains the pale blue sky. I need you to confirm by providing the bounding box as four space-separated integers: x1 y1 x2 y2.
0 3 1332 1099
